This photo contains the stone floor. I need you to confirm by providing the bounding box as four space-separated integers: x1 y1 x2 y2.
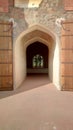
0 74 73 130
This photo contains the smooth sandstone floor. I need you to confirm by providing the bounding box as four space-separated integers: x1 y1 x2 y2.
0 75 73 130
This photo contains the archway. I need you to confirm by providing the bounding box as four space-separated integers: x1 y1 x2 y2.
14 24 60 90
26 41 48 75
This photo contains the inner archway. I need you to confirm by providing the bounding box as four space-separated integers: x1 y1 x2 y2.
26 41 48 75
14 24 60 90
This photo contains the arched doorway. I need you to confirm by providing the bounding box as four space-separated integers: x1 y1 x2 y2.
26 41 48 75
14 24 60 90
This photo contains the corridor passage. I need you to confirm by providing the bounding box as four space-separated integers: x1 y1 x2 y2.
0 74 73 130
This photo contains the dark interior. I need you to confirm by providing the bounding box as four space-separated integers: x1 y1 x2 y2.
26 41 49 74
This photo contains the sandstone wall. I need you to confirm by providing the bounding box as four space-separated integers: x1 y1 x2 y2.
0 0 73 89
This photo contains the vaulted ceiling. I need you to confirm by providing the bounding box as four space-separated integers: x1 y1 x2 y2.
15 0 43 8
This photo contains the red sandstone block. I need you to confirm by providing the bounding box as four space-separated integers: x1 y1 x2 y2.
64 0 73 10
0 0 9 12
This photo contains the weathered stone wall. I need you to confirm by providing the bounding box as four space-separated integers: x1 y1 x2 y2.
0 0 73 41
0 0 73 89
23 0 64 33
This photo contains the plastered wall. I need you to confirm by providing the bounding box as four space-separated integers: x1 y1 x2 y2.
14 25 60 90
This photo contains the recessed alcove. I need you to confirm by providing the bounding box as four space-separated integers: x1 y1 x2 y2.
14 24 60 90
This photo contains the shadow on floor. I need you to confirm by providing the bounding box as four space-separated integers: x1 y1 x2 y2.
0 74 51 99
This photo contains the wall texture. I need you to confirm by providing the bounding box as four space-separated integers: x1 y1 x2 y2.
0 0 73 40
0 0 73 89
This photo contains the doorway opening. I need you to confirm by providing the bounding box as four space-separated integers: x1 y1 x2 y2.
14 24 60 90
26 41 48 75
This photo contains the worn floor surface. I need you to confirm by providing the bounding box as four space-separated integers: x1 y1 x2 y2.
0 74 73 130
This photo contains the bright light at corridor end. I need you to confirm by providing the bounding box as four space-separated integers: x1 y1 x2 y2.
15 0 43 8
28 0 43 8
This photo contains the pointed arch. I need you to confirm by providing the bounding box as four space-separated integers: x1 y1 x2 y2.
14 24 60 90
